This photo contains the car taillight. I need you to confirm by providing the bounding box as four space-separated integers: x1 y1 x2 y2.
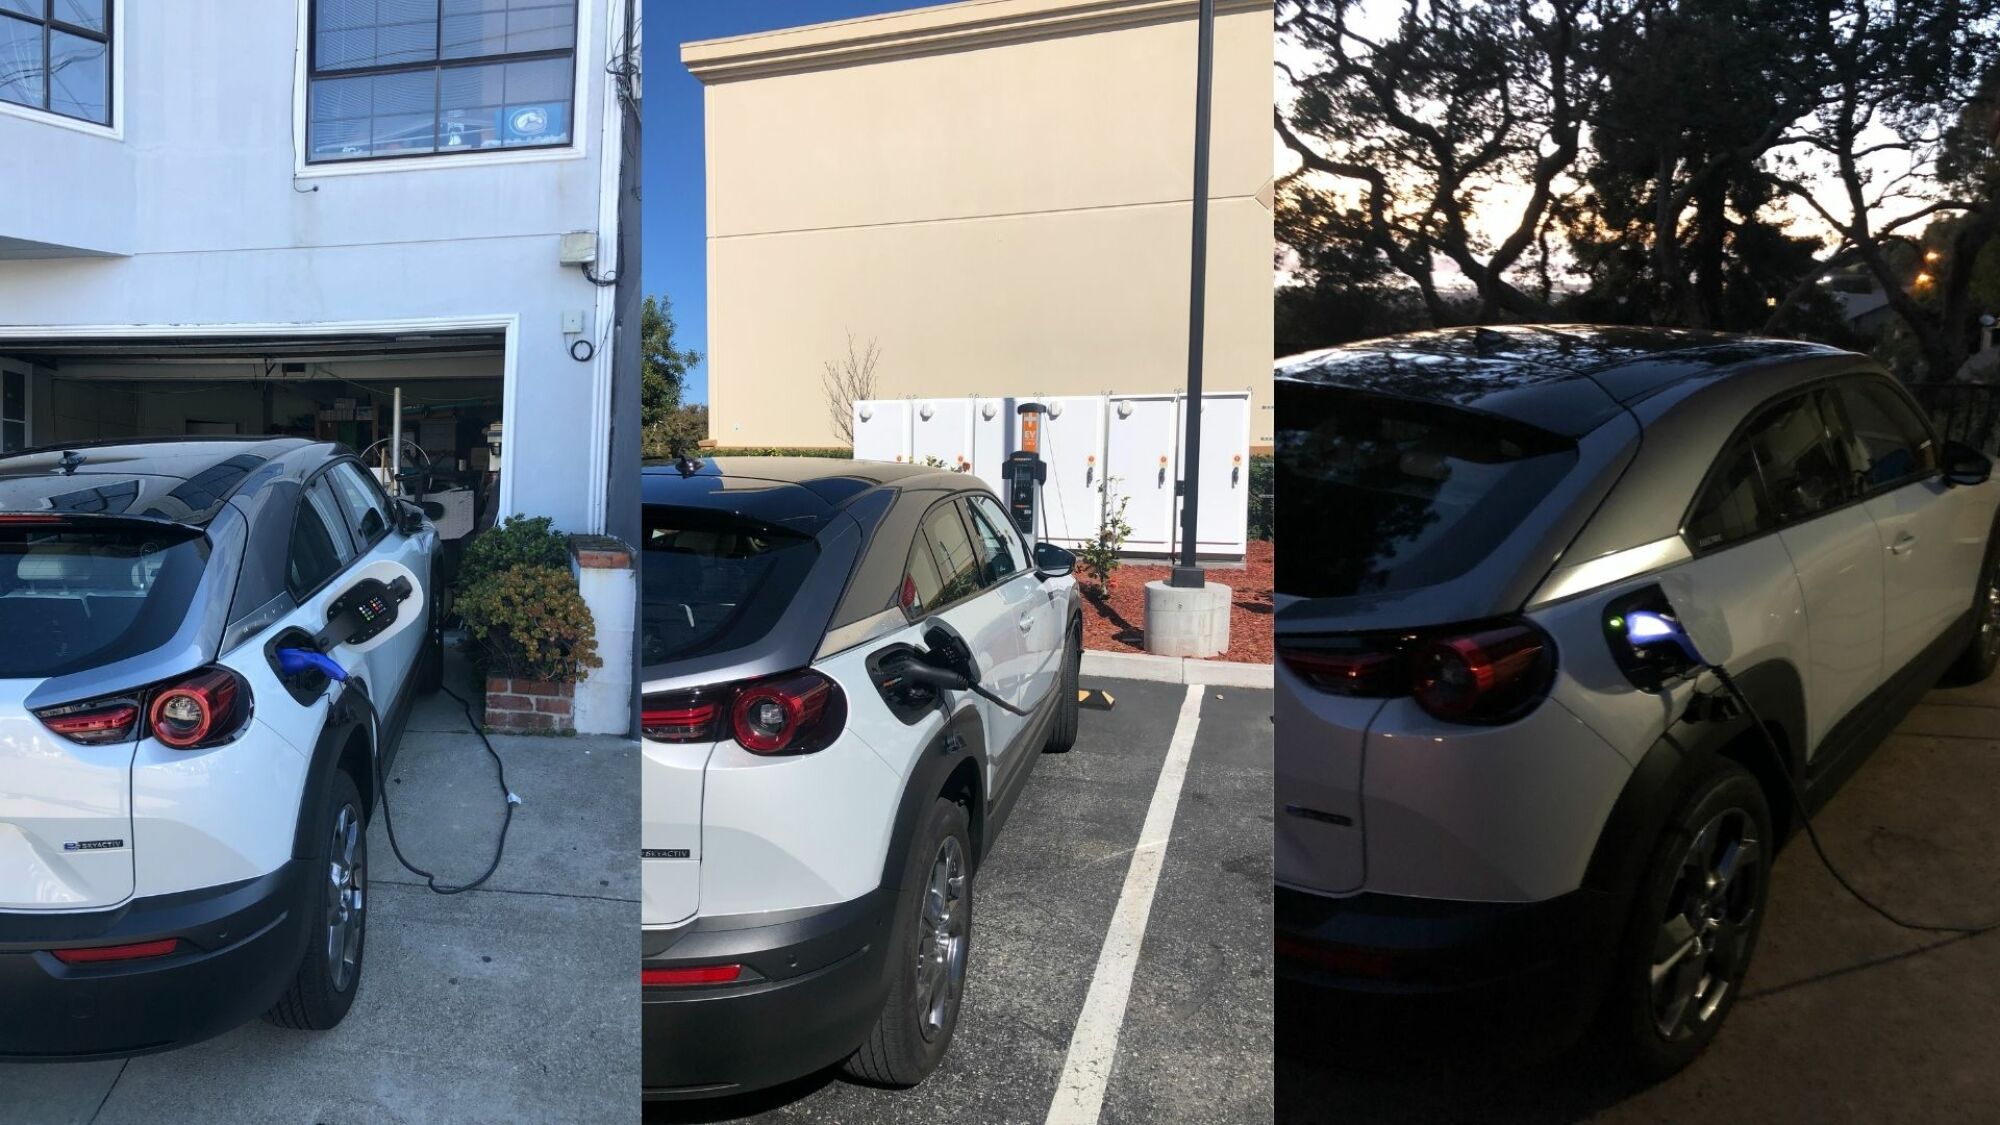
51 939 179 964
642 963 742 987
641 670 846 756
34 666 251 750
1409 624 1550 722
34 698 142 745
1281 620 1553 725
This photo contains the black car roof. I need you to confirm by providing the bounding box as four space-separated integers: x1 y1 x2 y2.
0 437 328 525
641 456 973 531
1275 325 1852 437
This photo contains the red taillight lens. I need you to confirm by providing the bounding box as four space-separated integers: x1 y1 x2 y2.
34 698 142 745
731 672 841 755
642 963 742 987
51 939 179 964
1410 624 1550 722
35 667 250 750
147 668 247 750
639 697 721 742
641 671 847 755
1282 620 1552 724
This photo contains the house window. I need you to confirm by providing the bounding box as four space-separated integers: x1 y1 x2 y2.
308 0 577 164
3 370 27 452
0 1 112 126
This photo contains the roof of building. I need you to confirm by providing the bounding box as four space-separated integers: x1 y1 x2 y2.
681 0 1267 83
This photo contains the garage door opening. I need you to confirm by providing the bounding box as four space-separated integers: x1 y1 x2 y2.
0 327 512 596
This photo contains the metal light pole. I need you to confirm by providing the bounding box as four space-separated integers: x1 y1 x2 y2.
1170 0 1216 589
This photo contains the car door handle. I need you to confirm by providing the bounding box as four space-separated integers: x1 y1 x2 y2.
1889 532 1918 555
1018 613 1034 633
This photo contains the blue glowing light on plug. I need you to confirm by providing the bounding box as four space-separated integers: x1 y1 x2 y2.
1623 610 1707 667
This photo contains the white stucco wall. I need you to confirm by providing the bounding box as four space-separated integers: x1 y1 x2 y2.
0 0 628 535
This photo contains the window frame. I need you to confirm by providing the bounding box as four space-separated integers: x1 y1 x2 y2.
287 467 364 602
325 457 395 550
302 0 582 169
0 0 114 130
1822 374 1943 500
901 497 989 623
965 492 1028 586
1680 375 1887 558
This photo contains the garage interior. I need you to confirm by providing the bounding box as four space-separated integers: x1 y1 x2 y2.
0 329 509 577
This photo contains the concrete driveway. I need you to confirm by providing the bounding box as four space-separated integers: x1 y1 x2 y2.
1276 671 2000 1124
4 661 639 1125
651 676 1275 1125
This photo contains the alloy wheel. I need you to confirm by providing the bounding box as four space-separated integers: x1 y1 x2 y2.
914 834 969 1043
1649 808 1760 1041
325 802 366 992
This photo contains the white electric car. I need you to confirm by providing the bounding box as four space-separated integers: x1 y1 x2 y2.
1274 327 2000 1076
0 438 441 1058
639 457 1083 1099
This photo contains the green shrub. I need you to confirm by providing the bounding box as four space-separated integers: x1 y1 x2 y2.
1248 454 1274 541
1076 479 1135 597
456 563 602 684
459 515 569 593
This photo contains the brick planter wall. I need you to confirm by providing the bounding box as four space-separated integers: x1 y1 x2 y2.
484 677 575 734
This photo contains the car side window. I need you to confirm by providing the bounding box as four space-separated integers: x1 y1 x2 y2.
1686 438 1770 553
290 478 356 596
922 502 984 610
900 531 945 617
965 495 1024 586
1741 391 1850 525
326 461 392 548
1831 378 1937 493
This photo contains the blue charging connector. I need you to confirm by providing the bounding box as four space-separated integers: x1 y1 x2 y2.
278 647 349 683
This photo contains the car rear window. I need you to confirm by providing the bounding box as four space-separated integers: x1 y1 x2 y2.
641 505 819 666
0 520 209 678
1276 383 1578 598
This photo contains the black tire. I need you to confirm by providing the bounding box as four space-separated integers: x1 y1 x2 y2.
416 578 444 694
1945 526 2000 685
846 798 974 1088
265 769 368 1031
1603 758 1771 1081
1043 621 1081 754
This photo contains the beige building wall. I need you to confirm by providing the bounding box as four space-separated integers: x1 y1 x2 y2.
686 0 1275 450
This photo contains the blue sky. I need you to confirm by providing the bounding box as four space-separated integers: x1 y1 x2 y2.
642 0 927 404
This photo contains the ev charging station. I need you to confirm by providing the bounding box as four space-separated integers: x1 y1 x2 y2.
852 389 1252 560
1001 402 1048 548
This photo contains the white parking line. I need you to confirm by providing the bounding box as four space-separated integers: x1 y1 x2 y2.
1045 682 1205 1125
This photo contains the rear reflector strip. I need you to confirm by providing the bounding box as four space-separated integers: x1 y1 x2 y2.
51 938 179 964
642 963 742 987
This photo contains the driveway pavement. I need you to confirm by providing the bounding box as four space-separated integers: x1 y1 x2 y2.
1276 671 2000 1124
4 657 639 1125
652 676 1275 1125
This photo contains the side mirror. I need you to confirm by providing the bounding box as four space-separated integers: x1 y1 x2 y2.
1033 541 1076 579
920 621 980 688
1942 440 1992 487
396 499 429 534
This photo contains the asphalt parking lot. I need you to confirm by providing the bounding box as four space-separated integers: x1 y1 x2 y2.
1276 673 2000 1125
653 675 1274 1125
3 654 639 1125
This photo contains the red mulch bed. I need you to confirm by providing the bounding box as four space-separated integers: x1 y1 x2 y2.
1079 540 1272 664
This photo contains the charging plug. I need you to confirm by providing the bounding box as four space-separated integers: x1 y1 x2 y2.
278 647 349 684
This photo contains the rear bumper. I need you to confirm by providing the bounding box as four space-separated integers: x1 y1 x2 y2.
0 861 308 1060
1274 884 1623 1052
643 886 898 1101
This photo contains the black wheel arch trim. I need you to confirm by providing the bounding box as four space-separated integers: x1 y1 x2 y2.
879 704 988 890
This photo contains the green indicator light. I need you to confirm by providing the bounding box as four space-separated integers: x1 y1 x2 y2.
1608 615 1624 630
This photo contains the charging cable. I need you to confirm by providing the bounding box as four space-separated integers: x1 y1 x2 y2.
1625 613 2000 936
279 648 521 895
